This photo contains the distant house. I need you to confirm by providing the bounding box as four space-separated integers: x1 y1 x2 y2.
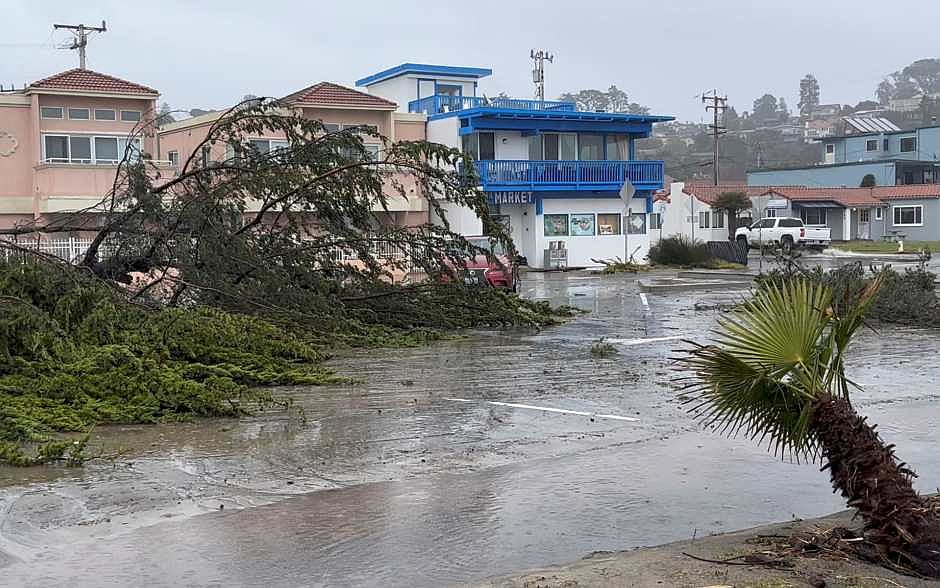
653 182 771 242
749 125 940 188
759 187 888 240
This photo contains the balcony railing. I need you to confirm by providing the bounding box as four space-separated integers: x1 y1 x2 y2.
409 95 577 116
472 160 665 191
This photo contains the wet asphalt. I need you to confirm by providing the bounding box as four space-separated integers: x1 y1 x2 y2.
1 264 939 587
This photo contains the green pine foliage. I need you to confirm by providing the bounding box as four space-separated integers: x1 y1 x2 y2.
0 261 340 466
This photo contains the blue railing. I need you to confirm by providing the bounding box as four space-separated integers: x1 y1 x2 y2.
409 95 577 116
472 160 665 191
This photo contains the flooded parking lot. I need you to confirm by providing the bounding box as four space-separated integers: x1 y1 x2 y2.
2 267 939 587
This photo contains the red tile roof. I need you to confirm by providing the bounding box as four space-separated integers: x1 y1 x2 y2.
281 82 397 109
681 183 770 204
29 68 158 96
871 184 940 200
764 186 940 206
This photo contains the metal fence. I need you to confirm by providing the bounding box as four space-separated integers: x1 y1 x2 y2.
707 240 749 266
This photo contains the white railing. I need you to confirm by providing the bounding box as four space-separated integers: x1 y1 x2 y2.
0 237 113 264
40 158 177 167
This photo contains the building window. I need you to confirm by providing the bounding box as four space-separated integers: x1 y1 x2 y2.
765 208 779 218
865 139 879 152
627 213 647 234
900 137 917 153
323 123 341 133
578 134 604 161
698 211 711 229
875 207 883 221
713 211 725 229
478 132 495 161
801 208 828 225
40 106 64 119
825 143 835 154
248 138 290 154
43 134 139 164
43 135 69 161
201 145 212 168
859 209 871 223
436 83 462 97
598 213 622 235
569 213 595 236
893 205 923 226
94 109 116 121
68 107 90 120
168 150 180 166
648 213 663 230
884 138 890 151
544 214 569 236
121 110 142 122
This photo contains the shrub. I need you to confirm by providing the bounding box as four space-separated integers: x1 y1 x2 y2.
648 236 712 267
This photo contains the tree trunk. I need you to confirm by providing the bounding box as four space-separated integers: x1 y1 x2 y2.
810 394 940 576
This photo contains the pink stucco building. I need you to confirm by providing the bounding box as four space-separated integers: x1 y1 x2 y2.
157 81 430 228
0 68 166 232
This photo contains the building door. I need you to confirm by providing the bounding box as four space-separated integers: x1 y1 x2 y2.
857 208 871 240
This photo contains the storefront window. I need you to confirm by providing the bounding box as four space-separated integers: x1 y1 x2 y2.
627 213 647 234
544 214 569 236
597 213 622 235
569 213 595 236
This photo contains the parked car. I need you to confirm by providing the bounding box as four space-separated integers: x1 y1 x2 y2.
735 217 831 252
454 236 520 292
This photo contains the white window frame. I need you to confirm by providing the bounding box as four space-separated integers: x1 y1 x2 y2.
648 212 662 231
94 108 117 121
40 106 64 119
893 205 923 227
765 208 778 218
713 210 725 229
865 139 879 152
698 211 711 229
120 110 142 122
875 207 883 221
900 137 917 153
825 143 835 154
68 107 90 120
859 208 871 223
41 133 141 165
167 150 180 166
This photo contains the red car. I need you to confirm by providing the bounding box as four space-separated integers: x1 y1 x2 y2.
457 236 520 292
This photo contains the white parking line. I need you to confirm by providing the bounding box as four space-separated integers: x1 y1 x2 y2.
444 398 639 422
604 335 684 347
639 293 649 308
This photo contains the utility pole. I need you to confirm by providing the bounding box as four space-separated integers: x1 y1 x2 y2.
54 20 107 69
530 49 554 102
702 90 728 186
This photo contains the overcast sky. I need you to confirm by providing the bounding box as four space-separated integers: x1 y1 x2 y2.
5 1 940 121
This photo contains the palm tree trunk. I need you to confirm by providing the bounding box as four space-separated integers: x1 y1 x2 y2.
810 393 940 576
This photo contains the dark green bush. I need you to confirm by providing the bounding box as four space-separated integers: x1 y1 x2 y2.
648 236 712 267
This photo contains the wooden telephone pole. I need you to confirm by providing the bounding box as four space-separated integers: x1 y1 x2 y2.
54 21 107 69
702 90 728 186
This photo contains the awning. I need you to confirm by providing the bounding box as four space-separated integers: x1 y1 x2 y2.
793 201 843 208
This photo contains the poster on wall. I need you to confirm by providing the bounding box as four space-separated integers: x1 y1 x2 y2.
627 213 647 234
569 214 595 236
544 214 569 236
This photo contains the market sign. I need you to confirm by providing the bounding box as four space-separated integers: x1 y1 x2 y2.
488 191 534 205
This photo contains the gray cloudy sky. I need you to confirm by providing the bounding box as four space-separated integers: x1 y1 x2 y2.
6 1 940 121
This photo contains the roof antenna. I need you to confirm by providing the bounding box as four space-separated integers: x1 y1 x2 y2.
53 20 107 69
530 49 554 102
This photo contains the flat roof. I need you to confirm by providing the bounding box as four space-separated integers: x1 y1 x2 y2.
356 63 493 87
748 159 940 173
451 107 673 124
813 124 940 142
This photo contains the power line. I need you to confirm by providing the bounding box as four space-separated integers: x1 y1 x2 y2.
53 20 107 69
702 90 728 186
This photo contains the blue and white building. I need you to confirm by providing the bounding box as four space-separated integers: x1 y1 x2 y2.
356 63 673 268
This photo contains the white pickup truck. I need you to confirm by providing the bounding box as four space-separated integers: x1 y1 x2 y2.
734 217 831 251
